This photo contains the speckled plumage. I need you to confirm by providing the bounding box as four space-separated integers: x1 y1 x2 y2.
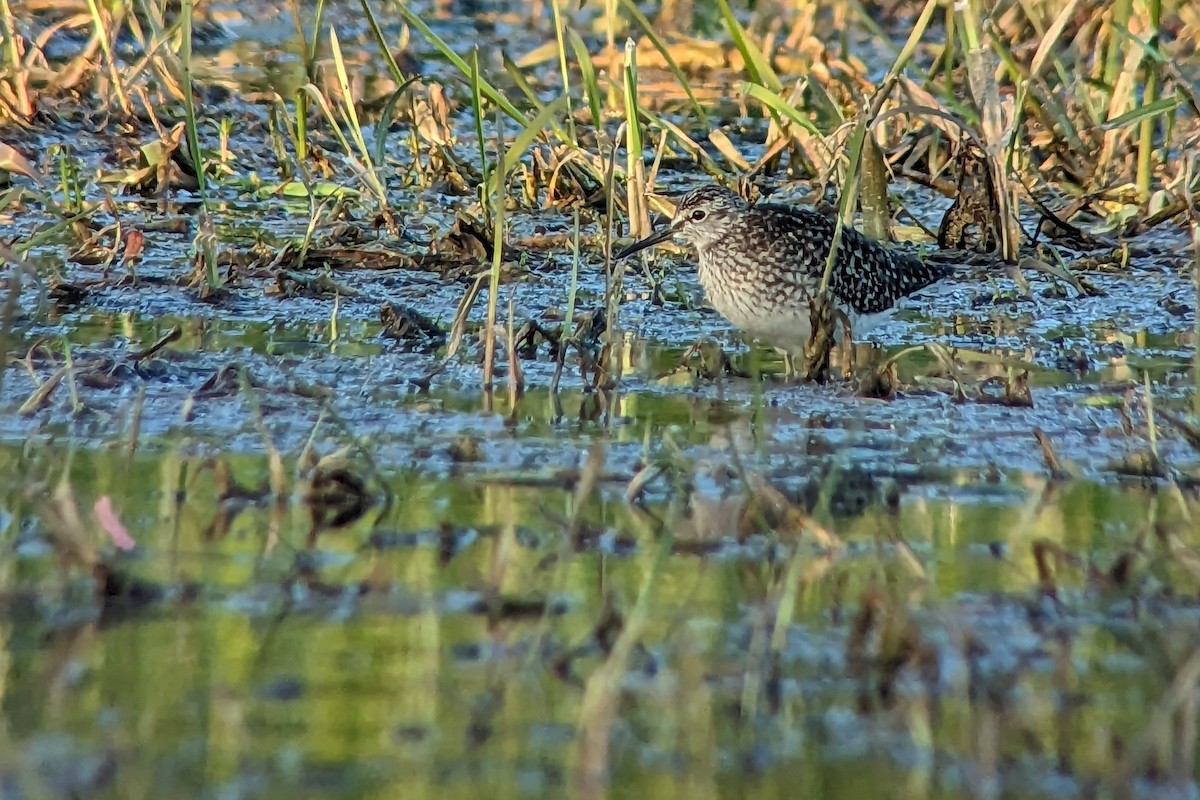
616 185 948 357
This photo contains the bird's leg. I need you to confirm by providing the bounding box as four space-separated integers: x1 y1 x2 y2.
780 349 798 382
836 310 856 379
802 290 836 383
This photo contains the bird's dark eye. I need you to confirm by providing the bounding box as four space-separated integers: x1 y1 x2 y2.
690 209 707 221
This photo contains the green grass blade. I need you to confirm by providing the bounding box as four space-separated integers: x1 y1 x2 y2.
372 77 419 169
471 47 489 222
484 106 507 391
502 52 550 112
1102 93 1179 131
357 0 412 84
550 0 576 143
617 0 708 127
178 0 205 199
330 29 387 204
741 82 820 135
716 0 781 92
489 96 568 198
622 39 649 238
568 29 603 130
393 1 528 125
636 106 725 176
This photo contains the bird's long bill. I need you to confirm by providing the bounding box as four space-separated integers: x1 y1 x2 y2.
614 226 676 260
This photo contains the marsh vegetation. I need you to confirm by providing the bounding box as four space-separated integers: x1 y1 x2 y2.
1 0 1200 796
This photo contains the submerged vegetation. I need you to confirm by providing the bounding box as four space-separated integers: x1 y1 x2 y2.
1 0 1200 796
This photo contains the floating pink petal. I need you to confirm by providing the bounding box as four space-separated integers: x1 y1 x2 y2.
94 496 136 551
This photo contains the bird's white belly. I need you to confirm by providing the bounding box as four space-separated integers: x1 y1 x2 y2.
704 286 898 355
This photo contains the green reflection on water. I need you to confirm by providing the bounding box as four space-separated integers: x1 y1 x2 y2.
1 436 1189 798
31 311 384 359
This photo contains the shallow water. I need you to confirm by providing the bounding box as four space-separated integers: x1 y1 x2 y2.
5 204 1200 799
2 437 1196 798
4 277 1199 797
4 0 1200 797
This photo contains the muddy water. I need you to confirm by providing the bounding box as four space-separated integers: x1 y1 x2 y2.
4 0 1200 797
2 259 1198 797
0 436 1193 798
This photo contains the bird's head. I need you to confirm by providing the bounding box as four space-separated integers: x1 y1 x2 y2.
615 185 748 258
